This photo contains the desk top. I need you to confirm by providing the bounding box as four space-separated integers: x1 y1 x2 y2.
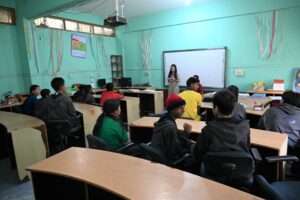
119 89 163 95
0 111 45 132
201 96 272 116
248 90 284 95
0 102 23 109
28 147 261 200
130 117 288 154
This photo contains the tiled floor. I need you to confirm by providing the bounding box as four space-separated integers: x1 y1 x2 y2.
0 159 34 200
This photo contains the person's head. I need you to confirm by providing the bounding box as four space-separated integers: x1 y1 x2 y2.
283 91 300 108
103 99 121 118
193 75 199 81
106 83 114 91
166 94 186 118
51 77 65 93
186 77 199 91
168 64 178 79
30 85 40 96
40 89 50 98
213 89 236 118
227 85 239 102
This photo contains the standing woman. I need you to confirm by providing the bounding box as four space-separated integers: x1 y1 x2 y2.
168 64 180 95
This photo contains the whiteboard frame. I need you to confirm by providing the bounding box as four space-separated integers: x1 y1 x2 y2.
162 47 227 90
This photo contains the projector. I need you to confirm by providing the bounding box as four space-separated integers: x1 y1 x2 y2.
104 16 127 27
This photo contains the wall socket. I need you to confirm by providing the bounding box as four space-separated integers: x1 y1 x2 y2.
234 68 245 77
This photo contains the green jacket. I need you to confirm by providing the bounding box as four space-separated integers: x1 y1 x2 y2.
95 116 129 149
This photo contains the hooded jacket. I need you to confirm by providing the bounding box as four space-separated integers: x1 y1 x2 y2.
193 118 250 162
35 94 80 129
151 113 192 163
259 103 300 148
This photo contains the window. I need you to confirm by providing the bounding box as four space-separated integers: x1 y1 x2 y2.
94 26 104 35
34 16 115 37
45 17 64 29
34 17 64 29
103 27 115 36
78 23 91 33
0 7 15 24
65 20 78 31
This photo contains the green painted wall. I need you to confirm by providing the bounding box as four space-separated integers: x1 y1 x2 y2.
0 0 27 95
119 0 300 90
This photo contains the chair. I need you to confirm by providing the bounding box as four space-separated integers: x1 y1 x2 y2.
201 151 255 190
46 119 83 155
0 123 9 159
137 143 191 168
255 174 300 200
86 135 111 151
250 149 300 200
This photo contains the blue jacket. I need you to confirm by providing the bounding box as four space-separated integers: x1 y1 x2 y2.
259 103 300 148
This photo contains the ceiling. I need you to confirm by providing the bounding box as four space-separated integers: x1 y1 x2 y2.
70 0 212 18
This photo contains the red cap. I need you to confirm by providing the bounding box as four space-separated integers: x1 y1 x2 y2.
166 94 186 111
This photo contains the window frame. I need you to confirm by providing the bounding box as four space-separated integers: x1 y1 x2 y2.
0 6 16 25
34 16 115 37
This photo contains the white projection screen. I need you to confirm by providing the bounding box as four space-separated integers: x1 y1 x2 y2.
163 48 226 88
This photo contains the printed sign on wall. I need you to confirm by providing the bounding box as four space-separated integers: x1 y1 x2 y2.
71 34 87 58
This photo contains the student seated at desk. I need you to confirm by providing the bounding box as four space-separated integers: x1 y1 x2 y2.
259 91 300 148
100 83 124 106
73 85 95 104
179 77 203 121
227 85 247 121
23 84 41 115
193 89 251 162
39 77 80 128
151 94 193 164
93 100 129 150
34 89 50 119
193 75 204 94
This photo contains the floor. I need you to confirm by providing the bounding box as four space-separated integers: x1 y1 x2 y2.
0 159 34 200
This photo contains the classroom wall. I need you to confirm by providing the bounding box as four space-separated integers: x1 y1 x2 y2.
0 0 27 95
26 11 119 90
119 0 300 90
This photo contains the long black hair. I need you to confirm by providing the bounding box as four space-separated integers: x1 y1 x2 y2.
168 64 178 80
93 100 121 136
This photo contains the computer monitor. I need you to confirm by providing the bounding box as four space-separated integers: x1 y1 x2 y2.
119 77 132 87
97 79 106 88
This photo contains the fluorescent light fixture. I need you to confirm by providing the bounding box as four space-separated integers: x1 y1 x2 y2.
185 0 192 6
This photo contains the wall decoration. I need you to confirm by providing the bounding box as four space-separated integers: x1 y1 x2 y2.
71 34 87 58
256 10 282 59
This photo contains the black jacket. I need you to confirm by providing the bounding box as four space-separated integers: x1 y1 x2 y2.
73 91 95 104
151 113 192 163
35 94 80 128
259 103 300 148
193 118 250 162
232 103 247 121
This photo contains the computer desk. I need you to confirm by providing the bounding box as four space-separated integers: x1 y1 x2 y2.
0 111 48 180
201 96 272 117
248 90 284 96
119 89 164 116
27 147 262 200
129 117 288 180
93 95 141 125
73 103 103 135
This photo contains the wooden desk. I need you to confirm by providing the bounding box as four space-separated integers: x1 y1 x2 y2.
74 103 102 135
130 117 288 180
130 117 288 156
0 111 48 180
27 147 261 200
0 102 23 110
119 89 164 116
248 90 284 96
93 95 141 125
201 96 272 116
